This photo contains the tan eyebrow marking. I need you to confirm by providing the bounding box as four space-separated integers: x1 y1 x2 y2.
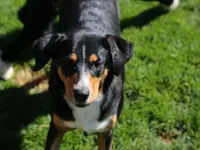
69 53 77 62
89 54 98 63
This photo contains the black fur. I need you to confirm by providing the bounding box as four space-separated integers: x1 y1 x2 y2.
158 0 174 6
18 0 59 38
32 33 67 71
105 35 133 75
29 0 133 149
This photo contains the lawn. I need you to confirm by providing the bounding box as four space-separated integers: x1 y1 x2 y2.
0 0 200 149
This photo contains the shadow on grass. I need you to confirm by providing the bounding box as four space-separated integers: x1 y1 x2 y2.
0 22 59 63
0 79 49 149
120 6 168 30
0 29 33 63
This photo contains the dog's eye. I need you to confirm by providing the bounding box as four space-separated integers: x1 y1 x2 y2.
73 65 77 71
69 60 77 71
94 61 102 68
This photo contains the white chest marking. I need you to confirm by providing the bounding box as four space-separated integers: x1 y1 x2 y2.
63 95 111 134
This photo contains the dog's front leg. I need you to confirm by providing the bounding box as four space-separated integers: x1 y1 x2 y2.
97 131 113 150
45 121 66 150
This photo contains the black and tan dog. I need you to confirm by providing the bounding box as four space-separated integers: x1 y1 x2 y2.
0 0 179 149
31 0 133 149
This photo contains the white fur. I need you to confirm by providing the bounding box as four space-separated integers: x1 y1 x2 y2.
63 94 112 134
162 0 180 10
73 71 90 96
0 51 14 80
73 44 90 97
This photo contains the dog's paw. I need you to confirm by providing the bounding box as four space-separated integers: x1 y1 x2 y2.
0 51 14 80
161 0 180 11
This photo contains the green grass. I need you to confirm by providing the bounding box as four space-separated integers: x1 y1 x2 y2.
0 0 200 149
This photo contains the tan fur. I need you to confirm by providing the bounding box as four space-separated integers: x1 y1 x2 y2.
52 113 73 132
57 67 78 104
89 54 98 63
69 53 77 62
88 69 108 103
106 115 117 130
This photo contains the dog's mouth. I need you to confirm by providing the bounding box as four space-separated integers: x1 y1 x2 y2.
75 102 90 108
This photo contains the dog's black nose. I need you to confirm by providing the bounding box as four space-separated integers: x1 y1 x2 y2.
73 89 89 103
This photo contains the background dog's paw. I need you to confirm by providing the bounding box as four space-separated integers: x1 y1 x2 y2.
161 0 180 11
0 51 14 80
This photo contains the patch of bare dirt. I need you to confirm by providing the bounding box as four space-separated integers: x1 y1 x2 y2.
15 68 48 94
159 130 179 144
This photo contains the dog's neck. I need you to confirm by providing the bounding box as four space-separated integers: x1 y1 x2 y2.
58 0 120 36
62 94 113 134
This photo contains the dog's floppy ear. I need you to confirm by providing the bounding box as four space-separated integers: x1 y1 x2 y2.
105 35 133 75
31 33 67 71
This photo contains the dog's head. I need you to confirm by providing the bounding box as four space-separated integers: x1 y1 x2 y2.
31 31 133 107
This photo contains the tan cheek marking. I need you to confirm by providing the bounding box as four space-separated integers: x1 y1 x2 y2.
89 54 98 63
106 115 118 130
57 67 65 81
88 75 100 103
69 53 77 62
99 69 108 92
88 69 108 103
63 77 74 103
52 113 73 132
57 67 77 104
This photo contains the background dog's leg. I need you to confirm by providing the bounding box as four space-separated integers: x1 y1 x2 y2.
158 0 179 10
45 122 65 150
98 131 113 150
0 0 60 80
17 0 60 45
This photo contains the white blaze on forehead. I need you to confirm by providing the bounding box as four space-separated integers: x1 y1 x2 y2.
73 44 90 94
82 44 86 76
82 44 86 61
